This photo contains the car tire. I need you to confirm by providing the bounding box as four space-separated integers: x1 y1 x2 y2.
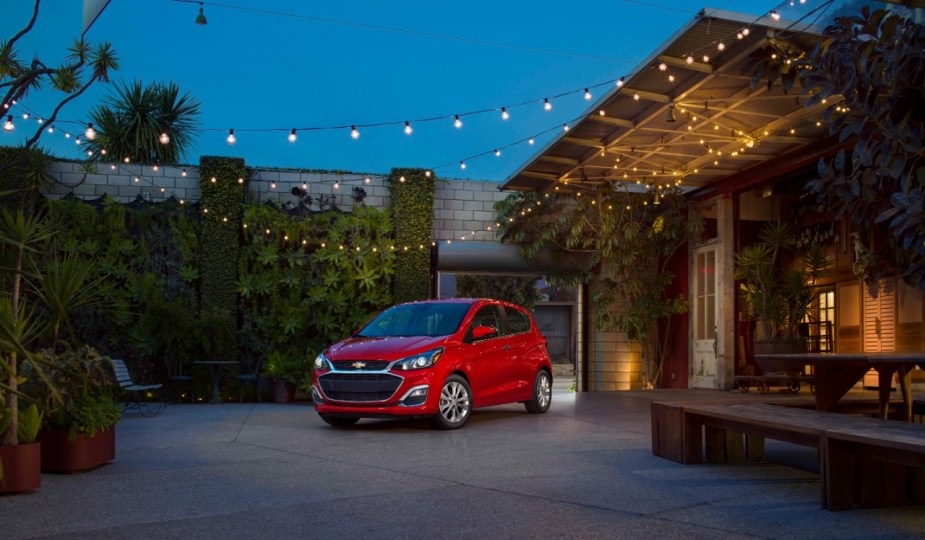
320 414 359 427
433 375 472 430
524 370 552 414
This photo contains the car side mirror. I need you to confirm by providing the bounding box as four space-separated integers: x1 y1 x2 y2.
471 325 497 340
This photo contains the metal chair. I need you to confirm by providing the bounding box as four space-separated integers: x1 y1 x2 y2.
110 358 166 416
234 357 262 403
165 356 194 403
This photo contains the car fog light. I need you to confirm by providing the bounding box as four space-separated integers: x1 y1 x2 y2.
400 385 428 406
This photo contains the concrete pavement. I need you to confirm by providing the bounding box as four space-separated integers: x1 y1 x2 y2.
2 385 924 539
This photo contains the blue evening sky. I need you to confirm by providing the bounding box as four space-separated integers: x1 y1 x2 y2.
2 0 823 182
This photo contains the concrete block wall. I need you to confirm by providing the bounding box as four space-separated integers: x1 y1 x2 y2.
433 178 509 243
586 281 644 391
42 160 508 247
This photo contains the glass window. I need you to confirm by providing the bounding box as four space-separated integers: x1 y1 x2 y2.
505 307 531 334
359 302 471 337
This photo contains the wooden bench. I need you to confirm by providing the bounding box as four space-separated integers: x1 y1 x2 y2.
653 401 925 510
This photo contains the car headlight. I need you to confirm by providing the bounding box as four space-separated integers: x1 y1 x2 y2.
314 353 332 371
393 348 444 371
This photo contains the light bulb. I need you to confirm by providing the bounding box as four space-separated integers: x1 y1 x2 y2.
633 92 640 101
599 109 606 116
528 138 535 145
36 118 43 124
563 124 570 132
182 169 188 177
460 161 466 169
494 149 501 157
771 10 780 21
703 54 710 63
454 115 462 128
658 63 667 71
65 133 71 138
227 129 236 144
85 123 96 140
288 129 297 143
3 115 13 131
425 170 431 177
717 42 725 51
404 121 412 135
544 98 552 111
364 176 371 184
742 28 750 36
668 74 675 82
584 88 592 100
333 181 340 190
47 125 54 134
75 137 81 145
159 132 170 144
350 126 359 139
100 149 106 155
616 77 625 88
501 107 509 120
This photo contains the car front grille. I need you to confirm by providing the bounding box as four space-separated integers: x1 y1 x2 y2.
331 360 391 371
318 372 402 403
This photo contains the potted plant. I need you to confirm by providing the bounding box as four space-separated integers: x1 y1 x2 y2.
735 221 829 368
262 351 306 402
0 403 42 493
26 345 121 473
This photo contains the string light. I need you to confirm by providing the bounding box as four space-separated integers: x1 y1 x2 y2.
85 123 96 140
159 132 170 144
770 10 780 21
288 129 297 142
350 125 359 139
226 129 236 144
584 88 592 100
460 161 466 169
616 77 625 88
454 115 462 128
3 116 13 131
404 121 412 135
543 98 552 111
501 107 509 120
494 149 501 157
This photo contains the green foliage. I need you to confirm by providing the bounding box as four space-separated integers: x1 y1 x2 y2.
735 222 829 341
0 146 54 211
23 345 120 440
199 156 247 321
238 203 394 365
17 403 42 444
85 80 201 164
261 350 307 383
745 7 925 290
495 185 703 388
387 168 434 303
455 275 541 310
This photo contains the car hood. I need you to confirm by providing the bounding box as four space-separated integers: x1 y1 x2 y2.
326 335 448 360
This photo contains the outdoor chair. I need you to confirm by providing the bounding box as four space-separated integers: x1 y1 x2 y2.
165 356 195 403
111 358 166 417
234 357 263 403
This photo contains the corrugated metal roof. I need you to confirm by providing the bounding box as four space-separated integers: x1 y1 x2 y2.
501 9 832 194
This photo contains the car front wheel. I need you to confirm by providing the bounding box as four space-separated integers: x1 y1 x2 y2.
320 414 359 427
434 375 472 430
524 370 552 414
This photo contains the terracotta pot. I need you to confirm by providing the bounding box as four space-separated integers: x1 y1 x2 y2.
0 442 41 493
754 340 803 374
39 428 115 473
271 380 296 403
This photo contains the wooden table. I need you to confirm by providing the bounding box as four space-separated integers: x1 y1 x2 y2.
193 361 239 403
755 352 925 421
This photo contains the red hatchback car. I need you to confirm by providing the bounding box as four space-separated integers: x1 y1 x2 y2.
311 298 553 429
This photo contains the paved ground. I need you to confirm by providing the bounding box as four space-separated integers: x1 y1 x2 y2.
3 384 924 539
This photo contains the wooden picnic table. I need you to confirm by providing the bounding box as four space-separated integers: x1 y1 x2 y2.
755 352 925 421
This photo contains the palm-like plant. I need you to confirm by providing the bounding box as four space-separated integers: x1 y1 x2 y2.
85 80 200 164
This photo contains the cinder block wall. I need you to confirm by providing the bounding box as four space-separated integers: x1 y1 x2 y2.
42 160 508 246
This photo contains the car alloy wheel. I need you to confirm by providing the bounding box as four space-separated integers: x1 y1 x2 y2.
435 375 472 429
524 370 552 414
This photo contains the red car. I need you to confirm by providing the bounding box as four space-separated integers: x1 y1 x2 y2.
311 298 553 429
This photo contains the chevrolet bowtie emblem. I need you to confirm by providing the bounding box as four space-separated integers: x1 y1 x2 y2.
351 362 367 369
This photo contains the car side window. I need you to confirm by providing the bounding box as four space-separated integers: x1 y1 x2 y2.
505 307 531 335
468 305 501 341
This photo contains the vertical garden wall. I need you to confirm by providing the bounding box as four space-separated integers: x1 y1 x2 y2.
388 168 435 303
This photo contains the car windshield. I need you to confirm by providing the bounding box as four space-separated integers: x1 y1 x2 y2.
357 303 471 338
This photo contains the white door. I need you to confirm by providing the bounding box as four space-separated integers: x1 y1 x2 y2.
691 247 717 388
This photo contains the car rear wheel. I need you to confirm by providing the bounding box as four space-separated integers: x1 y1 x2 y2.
434 375 472 430
320 414 359 427
524 370 552 414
